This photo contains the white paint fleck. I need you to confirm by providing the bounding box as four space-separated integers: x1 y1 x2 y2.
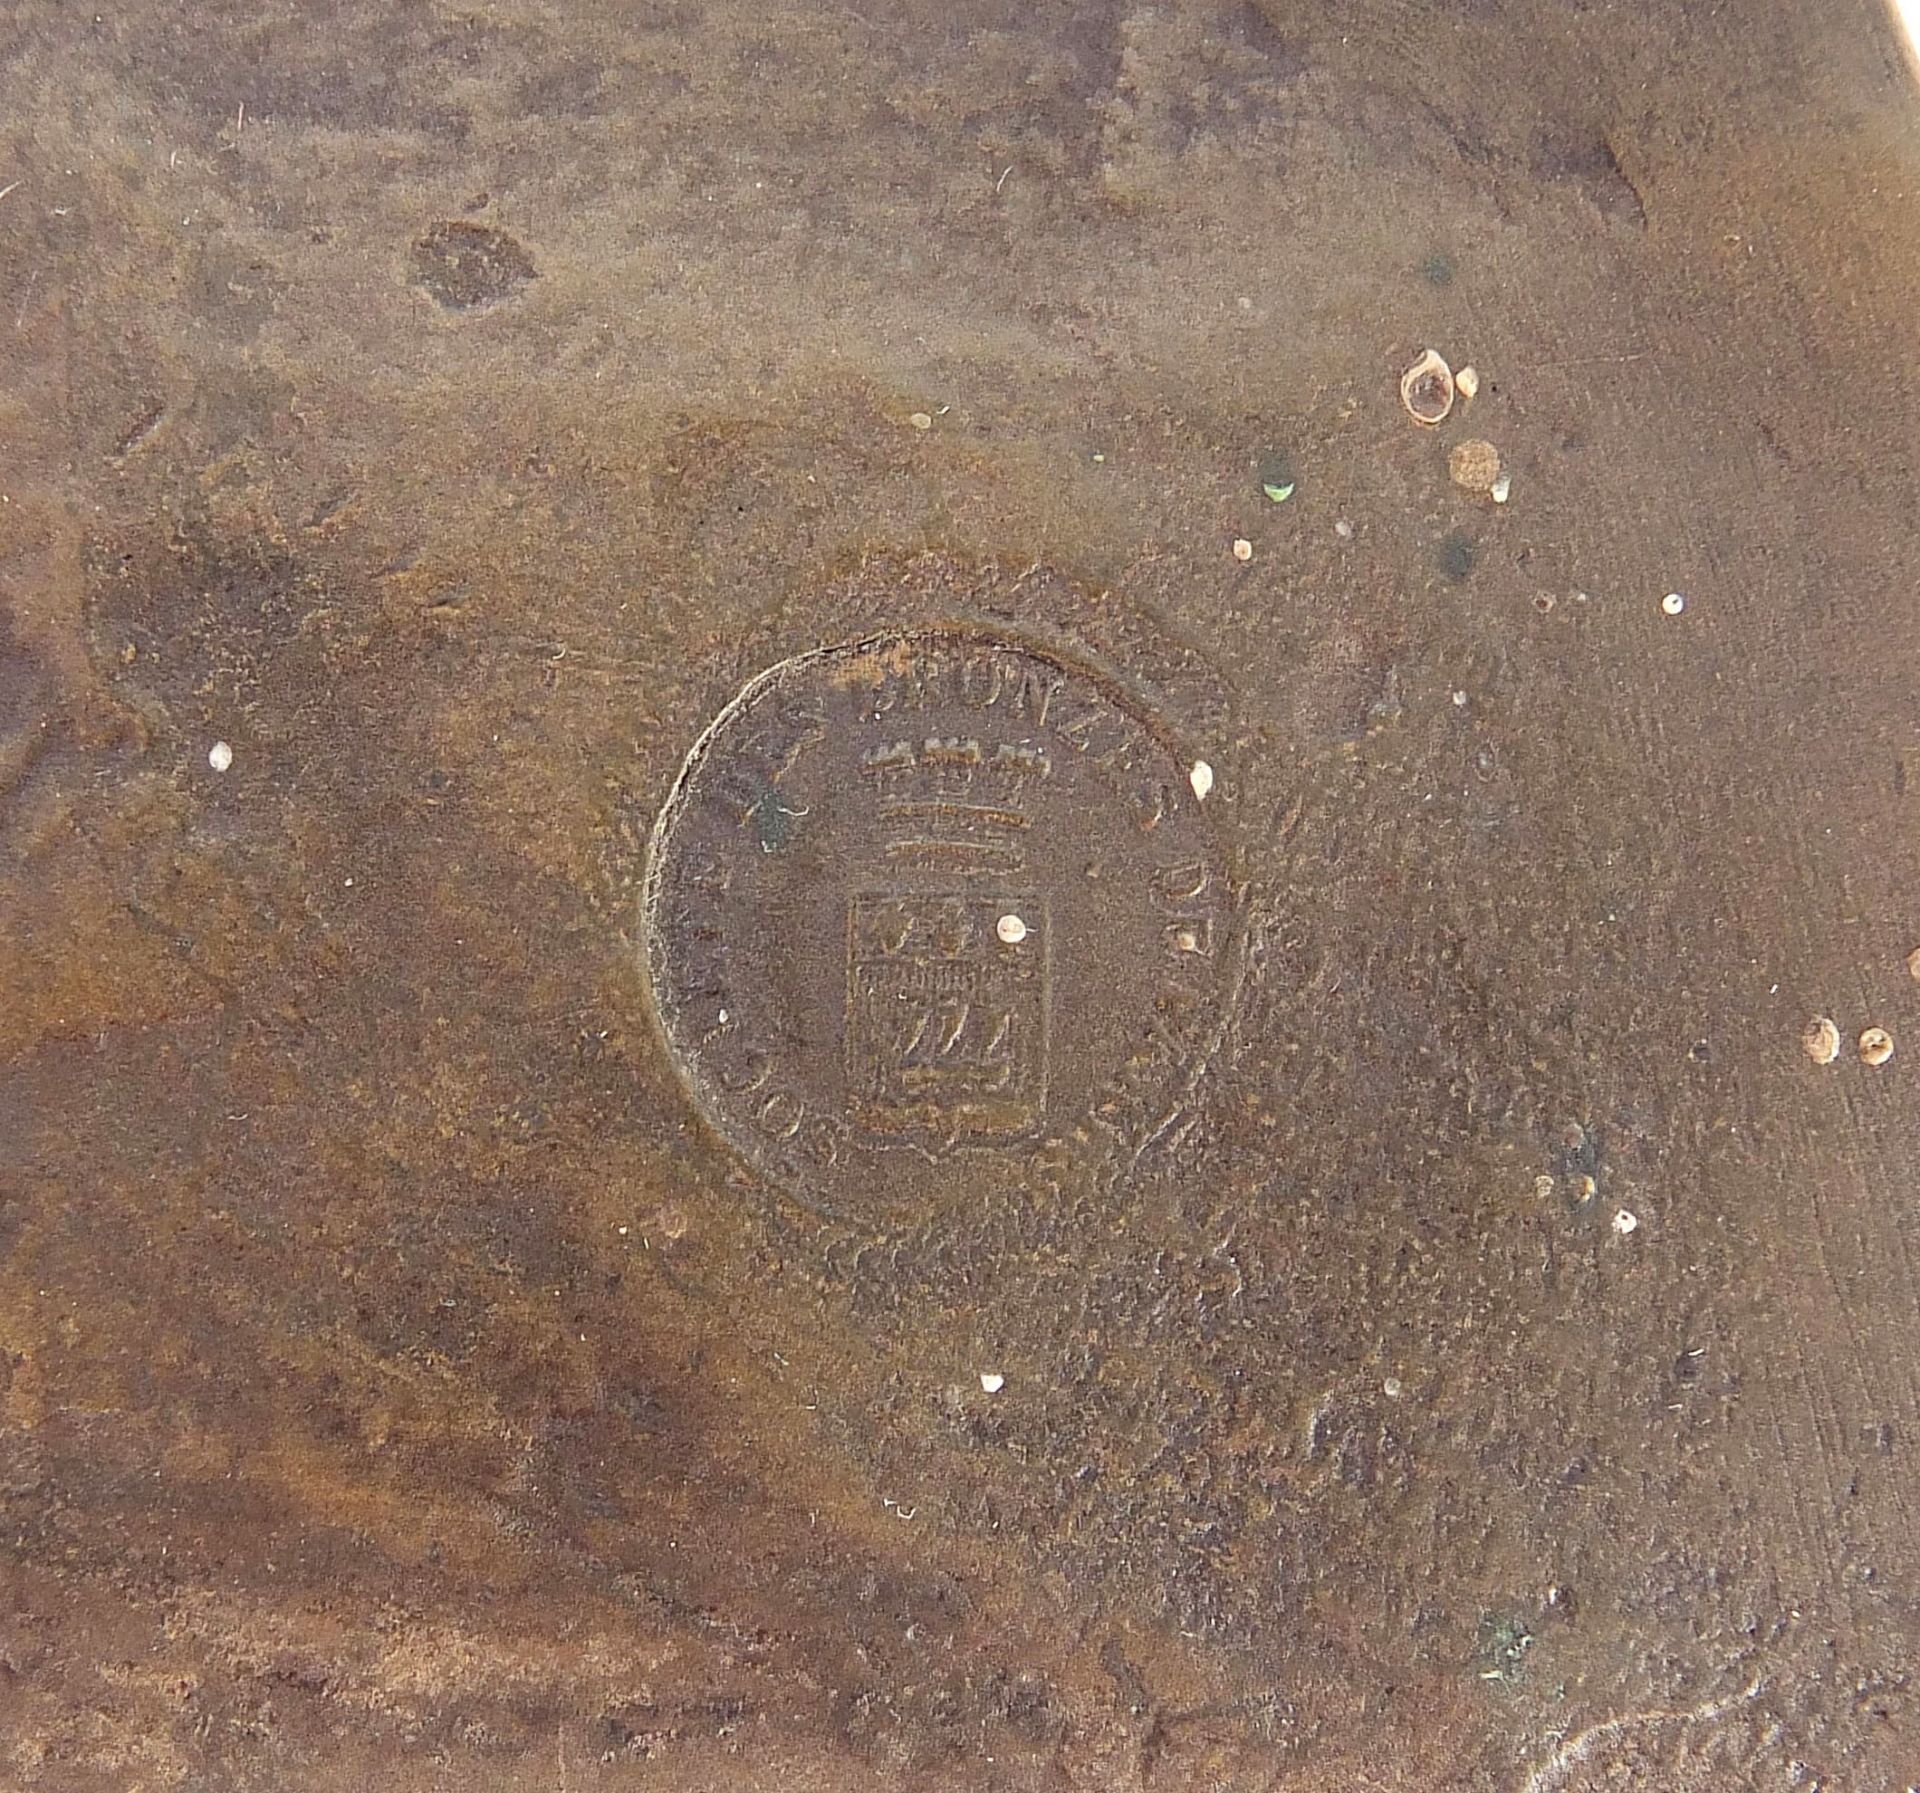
1613 1208 1639 1236
1490 471 1512 504
1662 591 1686 616
1334 519 1354 540
978 1371 1005 1394
208 739 233 772
996 912 1027 945
1189 759 1214 802
1452 690 1468 707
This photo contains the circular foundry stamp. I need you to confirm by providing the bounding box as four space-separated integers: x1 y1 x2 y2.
643 625 1236 1223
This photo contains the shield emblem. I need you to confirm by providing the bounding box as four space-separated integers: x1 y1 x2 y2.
846 892 1048 1143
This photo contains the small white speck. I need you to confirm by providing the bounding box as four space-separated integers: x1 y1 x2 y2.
717 1007 729 1023
1189 759 1214 801
617 1225 628 1235
1613 1208 1639 1236
979 1372 1005 1394
343 878 354 887
1334 519 1354 540
1232 537 1254 562
1382 1377 1403 1398
208 740 233 772
996 912 1027 945
1662 591 1686 616
1489 471 1512 504
1451 690 1468 707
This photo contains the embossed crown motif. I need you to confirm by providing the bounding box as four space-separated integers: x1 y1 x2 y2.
859 735 1051 870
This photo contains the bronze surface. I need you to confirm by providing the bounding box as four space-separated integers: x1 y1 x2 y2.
4 2 1920 1785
